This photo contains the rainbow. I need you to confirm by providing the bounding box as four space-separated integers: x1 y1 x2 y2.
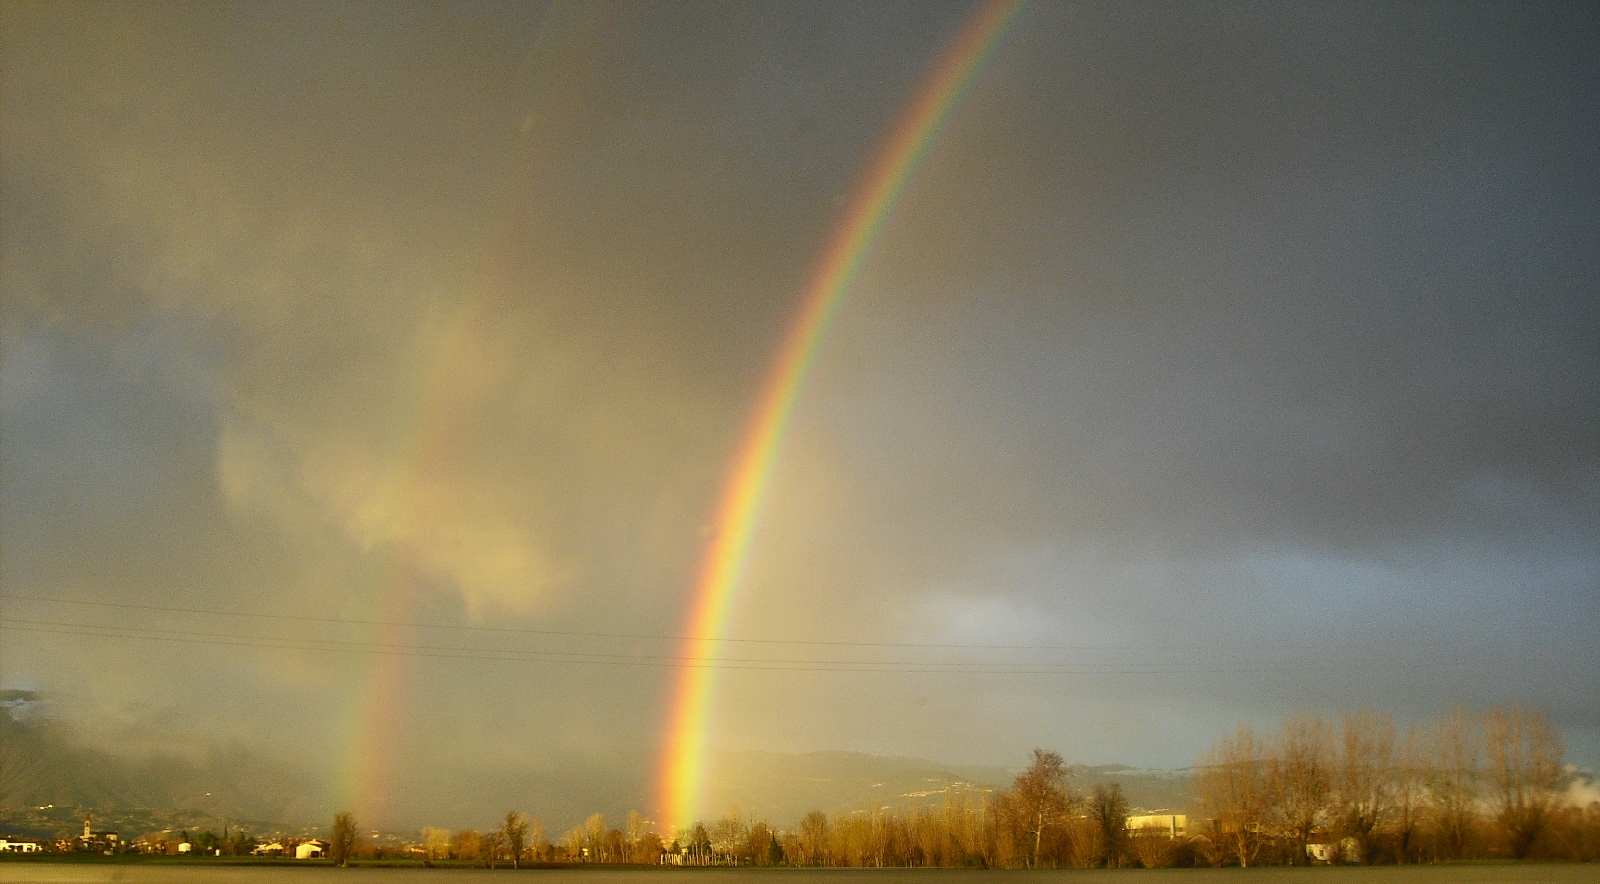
656 0 1024 831
331 7 609 817
335 305 481 822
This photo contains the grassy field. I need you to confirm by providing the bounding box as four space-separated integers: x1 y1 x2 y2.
2 863 1599 884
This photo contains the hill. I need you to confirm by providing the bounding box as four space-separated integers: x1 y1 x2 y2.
701 749 1194 828
0 693 318 837
2 693 1196 835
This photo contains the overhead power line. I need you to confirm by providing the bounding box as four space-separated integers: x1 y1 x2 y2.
0 615 1131 670
0 592 1440 654
1 592 1137 650
0 615 1476 676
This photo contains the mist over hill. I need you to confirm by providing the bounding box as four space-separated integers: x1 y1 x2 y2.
701 750 1193 829
2 694 1196 836
0 693 320 836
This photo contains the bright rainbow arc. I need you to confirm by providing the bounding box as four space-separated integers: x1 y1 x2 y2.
657 0 1024 831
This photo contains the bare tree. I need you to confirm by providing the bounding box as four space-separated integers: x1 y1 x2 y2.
832 812 868 867
527 817 546 863
869 810 889 867
1428 704 1480 860
1012 748 1071 867
636 829 665 864
1485 705 1565 858
942 787 987 867
502 811 529 868
687 822 711 865
799 811 829 866
421 827 449 863
1392 724 1427 863
481 830 504 868
604 827 626 863
1089 782 1129 867
710 806 748 863
626 810 645 863
1128 822 1178 869
745 821 777 866
1065 816 1104 869
1336 708 1395 863
330 812 357 868
1195 725 1269 868
584 813 606 862
1273 714 1334 864
451 828 482 861
562 825 584 861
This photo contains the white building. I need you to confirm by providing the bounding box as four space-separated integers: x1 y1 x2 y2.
1307 837 1359 864
0 838 43 853
1124 814 1187 837
76 814 119 852
296 839 328 859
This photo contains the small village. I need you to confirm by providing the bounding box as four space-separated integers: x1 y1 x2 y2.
0 812 335 860
1 809 1194 866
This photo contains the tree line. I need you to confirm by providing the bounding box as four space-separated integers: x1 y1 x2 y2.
340 810 669 867
1193 704 1593 866
330 704 1595 868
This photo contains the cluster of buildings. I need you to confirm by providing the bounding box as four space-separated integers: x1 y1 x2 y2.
0 814 332 859
0 815 117 854
1125 813 1188 838
249 839 327 859
124 834 328 858
1126 813 1366 865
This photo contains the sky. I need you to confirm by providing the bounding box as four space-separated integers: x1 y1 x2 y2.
2 0 1597 832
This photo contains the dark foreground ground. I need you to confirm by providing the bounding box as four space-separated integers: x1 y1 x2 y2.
3 866 1599 884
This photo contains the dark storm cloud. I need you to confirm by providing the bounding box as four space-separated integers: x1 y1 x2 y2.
724 0 1598 760
791 1 1600 571
2 0 1596 827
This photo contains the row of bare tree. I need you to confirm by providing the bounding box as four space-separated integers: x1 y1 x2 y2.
1194 705 1591 865
718 705 1593 867
414 810 665 866
394 766 1137 869
660 752 1156 869
369 704 1592 868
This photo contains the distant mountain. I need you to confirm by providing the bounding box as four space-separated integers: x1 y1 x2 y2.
1 695 1197 837
701 749 1194 828
1064 764 1195 816
700 749 1011 826
0 697 320 837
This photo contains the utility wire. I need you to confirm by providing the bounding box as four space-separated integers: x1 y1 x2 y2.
0 592 1446 654
1 615 1145 669
0 592 1149 650
0 616 1474 676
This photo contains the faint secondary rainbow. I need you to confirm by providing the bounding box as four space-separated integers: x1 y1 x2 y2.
657 0 1024 831
329 9 605 816
333 305 480 822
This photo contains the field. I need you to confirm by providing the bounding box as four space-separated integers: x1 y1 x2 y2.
3 865 1599 884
